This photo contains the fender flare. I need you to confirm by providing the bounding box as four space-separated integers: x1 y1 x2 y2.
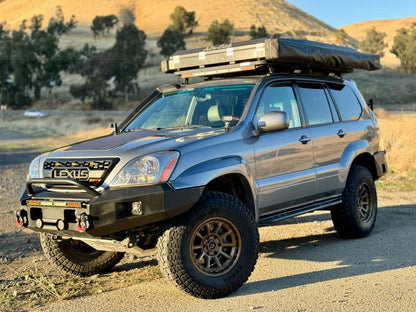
170 156 258 218
339 140 376 182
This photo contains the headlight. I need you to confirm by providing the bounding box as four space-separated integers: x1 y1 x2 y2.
110 152 179 187
28 154 48 179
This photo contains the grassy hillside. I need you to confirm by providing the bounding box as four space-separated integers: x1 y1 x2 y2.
0 0 355 45
1 0 415 110
342 17 416 68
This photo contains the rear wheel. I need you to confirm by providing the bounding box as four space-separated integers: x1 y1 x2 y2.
331 166 377 238
157 191 259 298
40 233 124 276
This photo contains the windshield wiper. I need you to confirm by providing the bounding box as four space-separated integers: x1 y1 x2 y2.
154 125 212 130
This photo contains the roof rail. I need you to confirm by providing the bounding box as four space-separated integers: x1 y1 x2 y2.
161 38 381 79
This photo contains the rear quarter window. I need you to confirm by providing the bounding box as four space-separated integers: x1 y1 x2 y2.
328 84 363 121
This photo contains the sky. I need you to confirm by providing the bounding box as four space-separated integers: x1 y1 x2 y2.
285 0 416 28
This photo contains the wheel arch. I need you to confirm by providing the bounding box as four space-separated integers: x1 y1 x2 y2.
204 173 256 220
170 156 258 220
340 140 381 181
350 152 379 180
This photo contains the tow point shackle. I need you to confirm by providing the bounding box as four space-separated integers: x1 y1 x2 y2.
76 213 89 232
15 209 28 227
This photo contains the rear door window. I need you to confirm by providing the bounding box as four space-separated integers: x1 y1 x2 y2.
296 82 335 126
328 84 363 121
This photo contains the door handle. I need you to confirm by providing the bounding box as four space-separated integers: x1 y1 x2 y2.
337 129 347 138
299 135 311 144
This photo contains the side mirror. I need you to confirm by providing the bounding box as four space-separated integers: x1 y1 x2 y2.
257 111 290 133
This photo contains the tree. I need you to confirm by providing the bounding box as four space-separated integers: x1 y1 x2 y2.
336 28 347 44
9 25 35 107
358 27 387 57
111 23 147 101
79 52 114 109
91 15 118 38
157 29 186 57
0 7 77 107
91 17 105 38
391 24 416 73
69 84 88 104
249 25 269 39
0 23 12 105
46 6 76 36
169 6 198 35
207 19 233 45
27 8 77 100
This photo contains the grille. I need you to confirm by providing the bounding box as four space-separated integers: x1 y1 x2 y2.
43 158 118 187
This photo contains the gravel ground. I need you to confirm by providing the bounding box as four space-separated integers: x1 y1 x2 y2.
1 146 415 312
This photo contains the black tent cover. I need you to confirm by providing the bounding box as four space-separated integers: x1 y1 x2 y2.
162 38 381 76
273 38 380 71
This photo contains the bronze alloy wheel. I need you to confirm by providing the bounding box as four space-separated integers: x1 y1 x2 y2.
357 183 374 223
331 166 378 239
190 217 241 277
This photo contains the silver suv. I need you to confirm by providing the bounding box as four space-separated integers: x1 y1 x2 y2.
17 38 387 299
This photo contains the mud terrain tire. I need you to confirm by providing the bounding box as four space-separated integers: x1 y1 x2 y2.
40 233 125 276
157 191 259 299
331 166 377 239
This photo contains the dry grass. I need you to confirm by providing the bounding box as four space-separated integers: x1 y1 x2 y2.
375 109 416 190
377 110 416 173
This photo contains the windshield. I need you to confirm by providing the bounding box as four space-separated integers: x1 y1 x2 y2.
125 84 255 131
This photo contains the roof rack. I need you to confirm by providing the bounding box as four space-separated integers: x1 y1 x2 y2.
161 38 381 79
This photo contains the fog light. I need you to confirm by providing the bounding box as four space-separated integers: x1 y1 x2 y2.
131 201 143 215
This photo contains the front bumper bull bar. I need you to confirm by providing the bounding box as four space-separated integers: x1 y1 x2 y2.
18 178 203 238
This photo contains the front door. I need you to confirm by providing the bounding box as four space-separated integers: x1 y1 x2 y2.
253 82 315 217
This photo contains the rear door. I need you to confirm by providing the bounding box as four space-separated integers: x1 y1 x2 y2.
253 82 315 217
295 81 351 199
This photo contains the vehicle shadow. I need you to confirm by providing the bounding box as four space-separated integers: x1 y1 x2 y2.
235 203 416 297
113 258 158 272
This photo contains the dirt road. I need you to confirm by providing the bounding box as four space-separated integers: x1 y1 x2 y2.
1 147 415 312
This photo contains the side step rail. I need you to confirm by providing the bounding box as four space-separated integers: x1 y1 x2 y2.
258 197 341 226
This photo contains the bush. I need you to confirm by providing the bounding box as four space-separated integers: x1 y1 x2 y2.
169 6 198 35
207 19 233 45
249 25 268 39
358 27 387 57
157 29 186 57
391 25 416 73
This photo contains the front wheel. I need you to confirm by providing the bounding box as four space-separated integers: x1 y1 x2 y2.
331 166 377 239
157 192 259 299
40 233 125 276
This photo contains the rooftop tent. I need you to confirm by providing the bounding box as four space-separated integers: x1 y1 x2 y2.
161 38 381 78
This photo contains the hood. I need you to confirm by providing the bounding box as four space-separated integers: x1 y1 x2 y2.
57 128 223 155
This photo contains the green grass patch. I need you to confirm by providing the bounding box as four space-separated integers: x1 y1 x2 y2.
376 171 416 192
